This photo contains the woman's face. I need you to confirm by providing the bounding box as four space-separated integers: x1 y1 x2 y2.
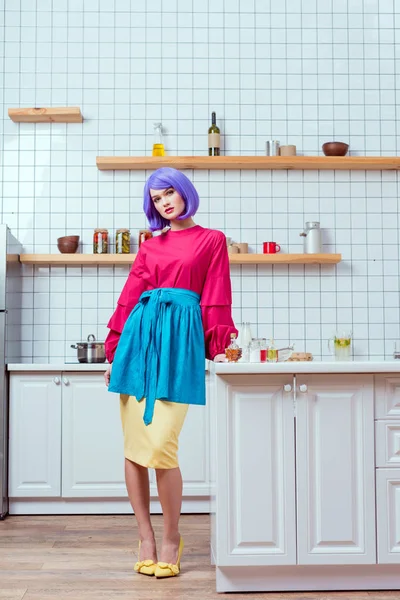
150 186 185 221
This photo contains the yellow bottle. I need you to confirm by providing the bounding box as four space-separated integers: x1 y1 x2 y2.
152 122 165 156
267 338 278 363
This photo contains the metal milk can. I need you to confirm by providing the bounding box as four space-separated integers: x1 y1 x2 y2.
300 221 321 253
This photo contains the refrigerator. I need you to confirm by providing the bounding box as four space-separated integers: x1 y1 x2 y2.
0 224 22 519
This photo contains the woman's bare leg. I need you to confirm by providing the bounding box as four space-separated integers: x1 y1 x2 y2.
125 458 157 562
155 466 183 563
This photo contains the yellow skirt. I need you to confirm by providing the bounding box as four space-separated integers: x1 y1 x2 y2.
120 395 189 469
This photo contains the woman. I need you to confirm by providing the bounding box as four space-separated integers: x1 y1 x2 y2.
104 167 237 579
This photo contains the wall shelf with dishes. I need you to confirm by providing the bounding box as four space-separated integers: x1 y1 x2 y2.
19 253 341 266
96 155 400 171
8 107 83 123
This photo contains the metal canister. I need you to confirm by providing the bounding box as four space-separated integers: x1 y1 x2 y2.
266 140 280 156
300 221 322 253
116 228 130 254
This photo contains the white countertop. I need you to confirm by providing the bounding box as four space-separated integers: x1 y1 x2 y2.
7 360 210 372
211 359 400 374
7 363 110 371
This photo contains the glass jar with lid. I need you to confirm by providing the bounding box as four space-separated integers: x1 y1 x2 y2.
249 338 267 363
93 229 108 254
116 228 130 254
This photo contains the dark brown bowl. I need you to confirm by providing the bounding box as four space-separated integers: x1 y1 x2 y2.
57 235 79 254
57 235 80 243
322 141 349 156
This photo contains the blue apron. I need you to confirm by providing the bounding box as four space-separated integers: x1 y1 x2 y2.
108 287 206 425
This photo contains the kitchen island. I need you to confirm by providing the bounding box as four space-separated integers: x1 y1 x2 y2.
209 360 400 592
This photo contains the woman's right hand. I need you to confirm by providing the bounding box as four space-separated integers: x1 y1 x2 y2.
104 363 112 387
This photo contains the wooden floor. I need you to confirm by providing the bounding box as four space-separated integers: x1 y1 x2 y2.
1 514 400 600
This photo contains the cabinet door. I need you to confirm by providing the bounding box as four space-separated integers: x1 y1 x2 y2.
296 374 376 565
214 374 296 566
178 403 209 496
9 373 62 497
62 373 126 497
375 375 400 419
376 469 400 563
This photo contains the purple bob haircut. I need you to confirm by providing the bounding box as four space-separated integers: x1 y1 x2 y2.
143 167 200 232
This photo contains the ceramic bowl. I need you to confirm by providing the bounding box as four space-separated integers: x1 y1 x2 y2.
322 141 349 156
57 235 80 254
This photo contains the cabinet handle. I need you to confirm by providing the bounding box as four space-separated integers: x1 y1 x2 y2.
63 377 69 386
284 384 292 392
299 384 308 392
53 377 60 385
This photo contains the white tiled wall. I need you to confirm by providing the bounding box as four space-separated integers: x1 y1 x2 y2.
1 0 399 362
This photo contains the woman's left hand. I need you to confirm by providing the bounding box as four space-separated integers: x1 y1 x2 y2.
213 353 227 362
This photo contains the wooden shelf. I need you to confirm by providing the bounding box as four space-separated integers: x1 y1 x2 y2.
96 155 400 171
228 253 341 264
20 253 341 266
8 107 83 123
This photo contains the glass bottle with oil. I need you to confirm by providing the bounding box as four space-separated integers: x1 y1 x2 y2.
152 122 165 156
267 339 278 363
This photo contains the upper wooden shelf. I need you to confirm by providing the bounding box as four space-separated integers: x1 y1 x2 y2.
8 107 83 123
96 155 400 171
19 253 341 266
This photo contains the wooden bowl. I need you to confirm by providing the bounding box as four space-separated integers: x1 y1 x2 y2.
322 142 349 156
57 235 79 254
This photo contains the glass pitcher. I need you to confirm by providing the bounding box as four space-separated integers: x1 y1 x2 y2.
328 330 352 360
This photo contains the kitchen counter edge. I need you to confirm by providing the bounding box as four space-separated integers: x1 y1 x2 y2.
210 359 400 374
7 360 210 372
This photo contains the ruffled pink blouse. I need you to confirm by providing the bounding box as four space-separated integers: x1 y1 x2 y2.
105 225 237 362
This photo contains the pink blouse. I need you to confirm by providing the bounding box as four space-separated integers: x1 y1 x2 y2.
105 225 237 362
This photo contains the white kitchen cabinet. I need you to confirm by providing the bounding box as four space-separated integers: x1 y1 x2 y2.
9 370 211 509
213 374 296 566
178 403 210 497
296 374 376 565
375 375 400 419
9 374 62 497
376 469 400 564
62 374 126 497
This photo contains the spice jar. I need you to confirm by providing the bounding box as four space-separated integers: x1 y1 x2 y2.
93 229 108 254
116 228 130 254
139 229 153 247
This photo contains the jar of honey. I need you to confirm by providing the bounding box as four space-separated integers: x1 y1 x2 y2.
116 228 130 254
93 229 108 254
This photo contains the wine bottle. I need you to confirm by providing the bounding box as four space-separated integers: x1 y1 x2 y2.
208 111 220 156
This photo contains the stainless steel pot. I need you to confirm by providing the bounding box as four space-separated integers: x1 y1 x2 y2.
71 334 106 363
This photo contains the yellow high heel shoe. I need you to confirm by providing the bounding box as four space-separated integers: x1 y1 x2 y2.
155 536 184 578
133 540 157 576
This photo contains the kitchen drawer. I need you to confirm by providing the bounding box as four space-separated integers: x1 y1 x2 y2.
376 421 400 467
375 375 400 420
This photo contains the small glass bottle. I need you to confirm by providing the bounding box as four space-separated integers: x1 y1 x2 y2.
152 122 165 156
260 338 268 362
93 228 108 254
225 333 242 363
267 338 278 363
116 228 130 254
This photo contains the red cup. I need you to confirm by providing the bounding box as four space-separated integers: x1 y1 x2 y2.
263 242 281 254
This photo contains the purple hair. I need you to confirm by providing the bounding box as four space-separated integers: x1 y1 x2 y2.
143 168 200 231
